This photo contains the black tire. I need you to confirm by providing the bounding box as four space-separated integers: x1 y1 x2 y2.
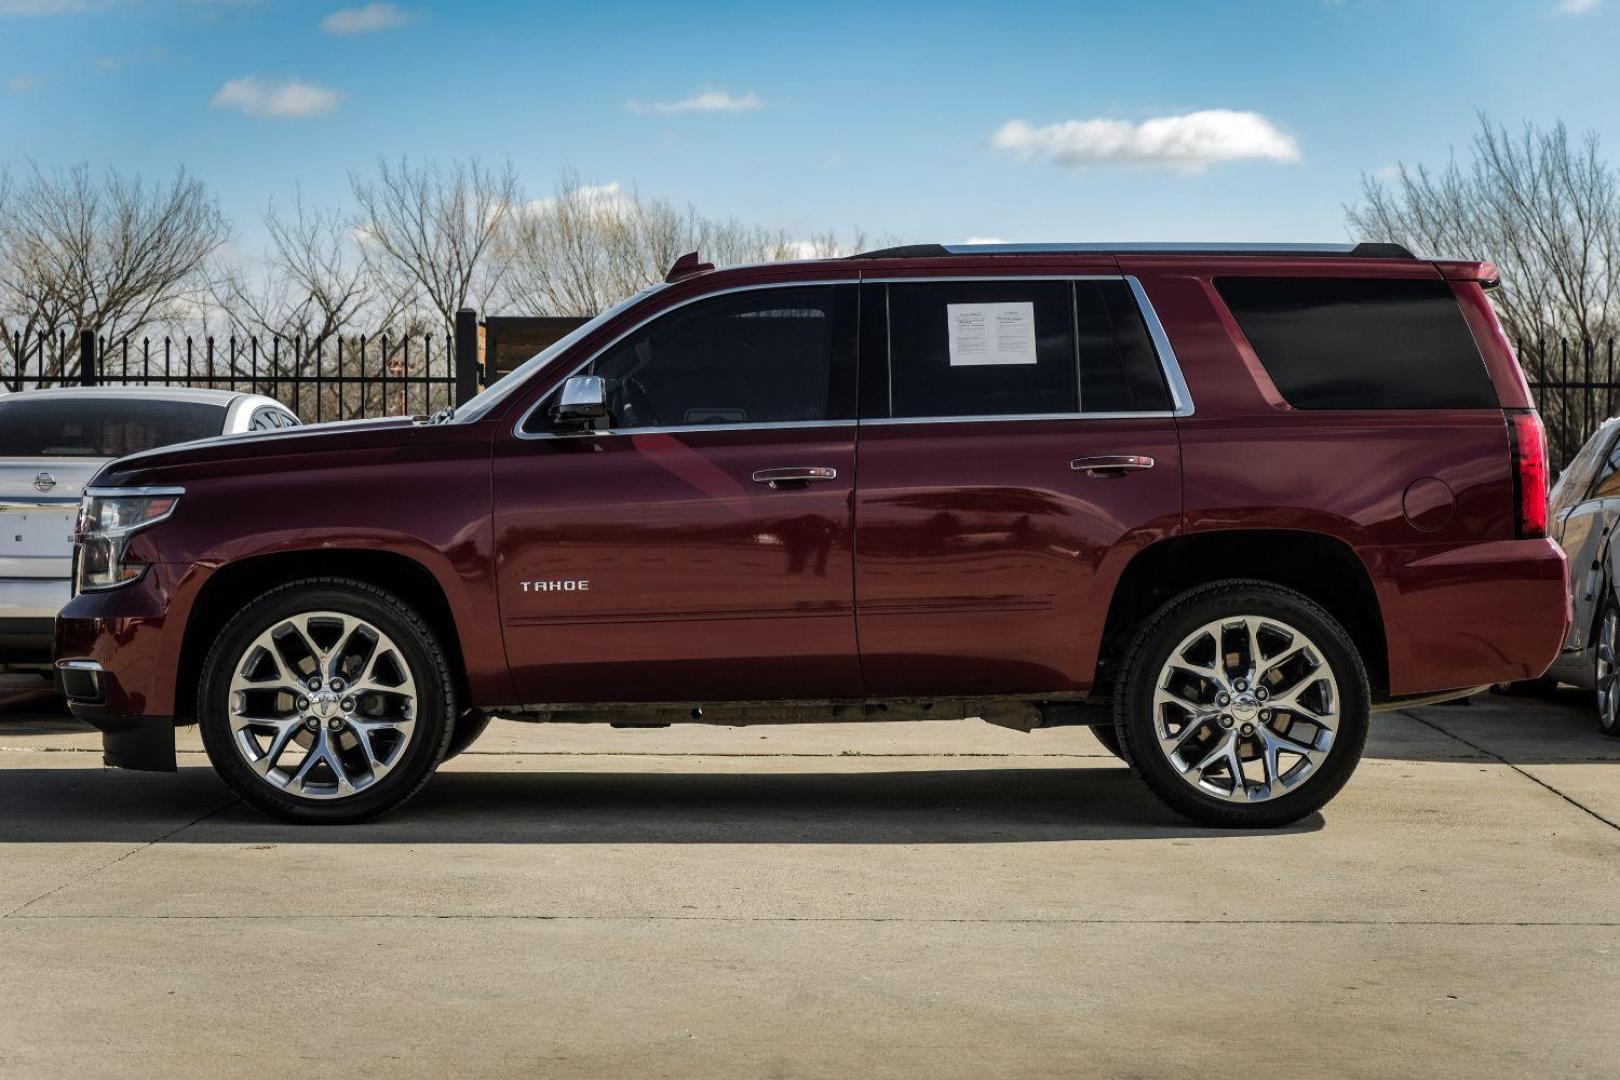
1114 580 1370 828
445 712 493 760
1088 723 1124 760
198 577 457 824
1596 599 1620 738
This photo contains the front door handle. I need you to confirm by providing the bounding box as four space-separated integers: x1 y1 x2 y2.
751 466 839 490
1070 454 1155 477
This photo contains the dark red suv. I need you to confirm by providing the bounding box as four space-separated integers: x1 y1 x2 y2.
55 243 1569 826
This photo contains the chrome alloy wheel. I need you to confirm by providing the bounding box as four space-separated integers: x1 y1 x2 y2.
227 611 418 800
1151 615 1340 803
1597 607 1619 733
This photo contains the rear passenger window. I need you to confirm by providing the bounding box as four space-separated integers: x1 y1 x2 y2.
1214 276 1498 410
1076 281 1175 413
882 280 1171 419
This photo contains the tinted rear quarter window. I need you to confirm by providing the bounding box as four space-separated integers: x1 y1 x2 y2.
0 398 226 457
1214 276 1498 410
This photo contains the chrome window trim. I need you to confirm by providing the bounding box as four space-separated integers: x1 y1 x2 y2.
540 418 861 438
1127 275 1195 417
937 242 1363 256
862 411 1182 427
511 273 1194 441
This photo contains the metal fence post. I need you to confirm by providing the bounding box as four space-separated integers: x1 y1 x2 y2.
453 308 480 406
78 329 96 387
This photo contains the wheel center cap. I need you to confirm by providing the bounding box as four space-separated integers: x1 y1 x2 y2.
1229 693 1260 721
312 690 339 718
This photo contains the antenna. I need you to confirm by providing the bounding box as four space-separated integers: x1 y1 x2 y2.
665 251 715 282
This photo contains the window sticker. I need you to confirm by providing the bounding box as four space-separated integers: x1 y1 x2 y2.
946 301 1038 366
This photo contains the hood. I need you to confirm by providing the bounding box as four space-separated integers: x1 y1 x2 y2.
92 415 421 489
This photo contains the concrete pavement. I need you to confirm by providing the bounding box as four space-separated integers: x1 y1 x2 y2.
0 683 1616 1078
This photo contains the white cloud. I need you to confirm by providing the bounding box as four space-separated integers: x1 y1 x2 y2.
1557 0 1600 13
991 109 1302 172
211 77 344 118
321 2 411 35
524 181 636 219
6 74 39 91
964 236 1006 245
625 88 765 115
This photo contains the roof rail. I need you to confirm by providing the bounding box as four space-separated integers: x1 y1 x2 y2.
848 242 1416 260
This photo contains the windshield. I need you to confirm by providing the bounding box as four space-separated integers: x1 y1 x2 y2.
448 285 666 423
0 397 226 457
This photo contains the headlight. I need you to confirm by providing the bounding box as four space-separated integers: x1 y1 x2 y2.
73 488 183 593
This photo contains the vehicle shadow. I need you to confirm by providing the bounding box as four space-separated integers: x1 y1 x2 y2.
0 762 1323 844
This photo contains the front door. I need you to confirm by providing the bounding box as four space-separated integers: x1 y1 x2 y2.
493 282 862 705
853 275 1184 697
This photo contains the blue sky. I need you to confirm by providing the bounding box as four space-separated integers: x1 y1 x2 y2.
3 0 1619 256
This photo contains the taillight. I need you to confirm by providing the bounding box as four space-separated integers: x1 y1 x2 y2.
1506 409 1548 539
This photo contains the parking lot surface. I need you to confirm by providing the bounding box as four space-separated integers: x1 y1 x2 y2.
0 675 1616 1079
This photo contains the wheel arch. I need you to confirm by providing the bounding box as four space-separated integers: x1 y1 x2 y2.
1095 528 1388 699
176 549 469 722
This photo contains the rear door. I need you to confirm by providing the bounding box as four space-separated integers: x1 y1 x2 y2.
852 273 1185 696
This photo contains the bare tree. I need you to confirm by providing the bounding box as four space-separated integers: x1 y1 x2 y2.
501 171 870 317
207 194 453 417
350 157 519 332
0 163 228 380
215 195 379 343
1347 116 1620 373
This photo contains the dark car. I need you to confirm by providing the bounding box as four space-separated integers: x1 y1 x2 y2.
55 242 1569 826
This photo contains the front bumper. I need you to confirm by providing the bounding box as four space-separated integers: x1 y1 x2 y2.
1371 537 1570 696
55 562 205 772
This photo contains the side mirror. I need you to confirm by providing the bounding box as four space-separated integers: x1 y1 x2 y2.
552 375 608 426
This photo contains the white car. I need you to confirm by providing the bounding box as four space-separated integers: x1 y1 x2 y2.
0 387 299 668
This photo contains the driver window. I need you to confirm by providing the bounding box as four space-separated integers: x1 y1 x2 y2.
541 286 839 432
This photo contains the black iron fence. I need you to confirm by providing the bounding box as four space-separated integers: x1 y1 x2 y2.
6 317 1614 469
1525 339 1620 472
3 308 484 420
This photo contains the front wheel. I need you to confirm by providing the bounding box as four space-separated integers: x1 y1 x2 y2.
1114 581 1370 828
198 578 457 824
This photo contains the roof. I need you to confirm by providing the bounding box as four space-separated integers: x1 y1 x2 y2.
848 242 1416 260
0 386 250 405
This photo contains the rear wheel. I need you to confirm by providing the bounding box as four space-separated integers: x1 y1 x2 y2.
1115 580 1370 828
198 578 457 824
1596 601 1620 738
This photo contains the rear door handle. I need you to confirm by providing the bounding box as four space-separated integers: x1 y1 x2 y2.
1070 454 1155 477
751 466 839 490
